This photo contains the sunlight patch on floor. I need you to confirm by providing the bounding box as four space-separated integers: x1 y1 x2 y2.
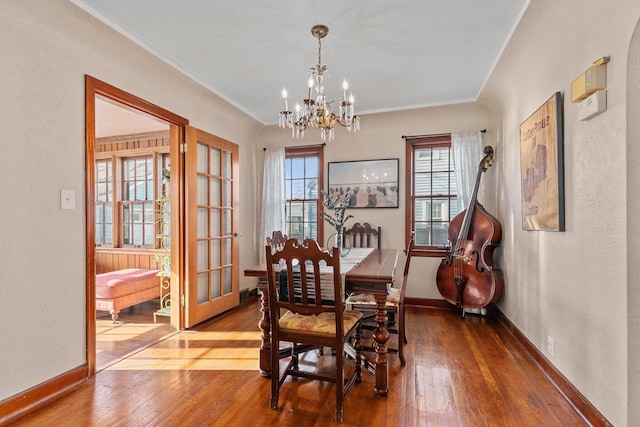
104 329 262 371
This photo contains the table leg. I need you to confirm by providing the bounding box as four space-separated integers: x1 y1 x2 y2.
373 293 390 396
257 282 271 377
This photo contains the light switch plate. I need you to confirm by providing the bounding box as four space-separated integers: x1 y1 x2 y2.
61 190 76 210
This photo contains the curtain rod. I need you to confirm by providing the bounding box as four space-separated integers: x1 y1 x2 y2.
264 143 326 151
402 129 486 139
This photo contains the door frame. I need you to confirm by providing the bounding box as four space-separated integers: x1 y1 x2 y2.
84 75 189 375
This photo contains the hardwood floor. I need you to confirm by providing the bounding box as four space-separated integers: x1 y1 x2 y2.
96 299 176 371
13 300 590 426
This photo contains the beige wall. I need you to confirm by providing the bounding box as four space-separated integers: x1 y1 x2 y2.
627 16 640 425
252 103 494 299
478 1 640 425
2 0 639 425
0 0 260 401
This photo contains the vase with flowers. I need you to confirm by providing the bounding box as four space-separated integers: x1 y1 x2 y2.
321 190 354 255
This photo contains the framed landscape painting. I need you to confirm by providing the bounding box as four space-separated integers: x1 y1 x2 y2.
328 158 399 208
520 92 565 231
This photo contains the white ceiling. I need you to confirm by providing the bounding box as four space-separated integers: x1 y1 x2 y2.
74 0 529 126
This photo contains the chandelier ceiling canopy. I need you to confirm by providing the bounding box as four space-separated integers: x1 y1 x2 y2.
279 25 360 142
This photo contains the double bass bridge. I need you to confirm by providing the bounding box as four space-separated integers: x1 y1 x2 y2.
454 254 472 262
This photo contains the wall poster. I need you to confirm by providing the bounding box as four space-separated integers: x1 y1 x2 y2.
520 91 565 231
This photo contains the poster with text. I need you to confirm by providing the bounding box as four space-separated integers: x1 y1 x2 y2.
520 92 565 231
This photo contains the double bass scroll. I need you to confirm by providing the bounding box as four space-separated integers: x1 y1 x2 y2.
436 146 504 310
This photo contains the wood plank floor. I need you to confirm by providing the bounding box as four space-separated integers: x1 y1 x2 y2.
96 299 177 371
13 299 588 426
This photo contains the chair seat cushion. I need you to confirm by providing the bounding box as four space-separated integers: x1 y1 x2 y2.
279 310 363 335
345 288 400 306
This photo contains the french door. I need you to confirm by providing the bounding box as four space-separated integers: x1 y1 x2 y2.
184 126 239 327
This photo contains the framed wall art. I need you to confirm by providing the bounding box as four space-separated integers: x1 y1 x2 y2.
520 92 565 231
327 158 399 208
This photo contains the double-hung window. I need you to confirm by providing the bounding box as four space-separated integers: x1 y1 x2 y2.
406 135 459 255
284 146 324 242
121 156 155 248
95 144 169 250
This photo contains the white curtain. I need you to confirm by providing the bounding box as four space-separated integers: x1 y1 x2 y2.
259 147 286 263
451 131 484 211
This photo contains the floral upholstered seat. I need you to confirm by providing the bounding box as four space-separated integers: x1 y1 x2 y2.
279 310 362 335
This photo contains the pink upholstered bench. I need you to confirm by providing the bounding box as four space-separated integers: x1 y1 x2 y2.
96 268 160 323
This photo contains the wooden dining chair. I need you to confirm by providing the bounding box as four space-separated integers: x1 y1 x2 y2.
265 238 363 423
342 222 381 249
266 230 287 252
344 231 415 365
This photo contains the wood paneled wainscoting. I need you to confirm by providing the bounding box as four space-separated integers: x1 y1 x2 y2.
95 248 160 274
2 299 611 426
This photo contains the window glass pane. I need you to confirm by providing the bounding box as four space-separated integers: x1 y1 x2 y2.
95 227 103 245
432 172 450 195
450 198 459 219
133 224 143 245
432 222 449 247
431 148 450 172
210 147 221 176
304 201 317 222
414 173 432 196
105 204 112 222
144 223 154 246
210 209 220 238
305 157 318 177
223 238 231 265
197 272 208 303
210 178 220 206
210 270 221 298
222 151 231 178
291 179 304 199
415 149 432 172
105 224 112 244
197 143 208 173
197 208 208 238
414 223 430 246
305 178 318 198
285 179 292 199
223 267 232 295
291 158 304 179
210 239 220 267
223 181 231 207
197 175 208 205
198 240 208 270
223 209 231 236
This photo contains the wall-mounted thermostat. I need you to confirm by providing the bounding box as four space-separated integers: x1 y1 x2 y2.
578 90 607 121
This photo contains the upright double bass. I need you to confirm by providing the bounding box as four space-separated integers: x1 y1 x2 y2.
436 146 504 309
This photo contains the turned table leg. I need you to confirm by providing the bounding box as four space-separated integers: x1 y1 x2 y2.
257 282 272 377
373 293 390 396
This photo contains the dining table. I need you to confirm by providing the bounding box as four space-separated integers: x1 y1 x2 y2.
243 247 400 396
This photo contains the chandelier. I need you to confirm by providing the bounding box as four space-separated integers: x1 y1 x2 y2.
279 25 360 142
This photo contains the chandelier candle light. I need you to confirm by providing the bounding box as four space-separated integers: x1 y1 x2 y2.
279 25 360 142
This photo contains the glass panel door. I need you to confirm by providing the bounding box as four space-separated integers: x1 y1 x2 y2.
184 126 239 327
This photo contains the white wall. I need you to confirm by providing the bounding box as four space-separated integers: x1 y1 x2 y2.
0 0 260 401
478 1 640 425
252 103 494 299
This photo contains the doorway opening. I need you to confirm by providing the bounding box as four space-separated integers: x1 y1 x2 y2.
85 76 189 374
